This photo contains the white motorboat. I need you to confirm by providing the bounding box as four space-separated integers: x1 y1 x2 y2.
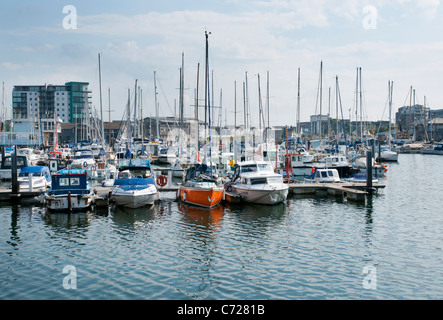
375 146 399 162
18 166 52 192
0 154 29 180
280 152 314 177
157 147 177 164
304 168 341 183
17 148 41 166
352 156 387 176
110 158 159 208
227 160 288 205
313 154 353 178
70 149 97 179
71 149 96 168
343 172 378 184
111 177 159 208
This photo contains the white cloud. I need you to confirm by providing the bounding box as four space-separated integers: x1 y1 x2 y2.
2 62 23 70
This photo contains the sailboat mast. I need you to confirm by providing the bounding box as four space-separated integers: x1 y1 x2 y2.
133 79 138 140
359 67 363 143
319 61 323 139
98 53 104 147
296 68 300 137
388 81 393 146
205 31 213 177
196 63 200 151
266 70 270 141
127 88 131 150
108 87 111 148
154 71 159 141
336 76 339 144
140 88 143 145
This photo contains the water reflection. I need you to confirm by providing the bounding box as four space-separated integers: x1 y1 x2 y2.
226 201 289 233
173 203 225 299
111 204 158 224
179 203 224 230
42 210 93 229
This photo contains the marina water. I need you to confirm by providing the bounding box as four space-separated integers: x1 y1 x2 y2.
1 153 442 300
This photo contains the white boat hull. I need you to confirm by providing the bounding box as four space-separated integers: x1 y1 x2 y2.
18 177 49 192
377 150 399 162
233 186 288 205
112 186 159 208
45 194 94 212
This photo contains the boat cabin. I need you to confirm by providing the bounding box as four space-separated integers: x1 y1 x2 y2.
50 169 89 195
1 155 29 169
304 168 341 183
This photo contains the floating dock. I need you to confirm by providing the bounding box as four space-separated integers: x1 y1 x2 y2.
0 181 385 207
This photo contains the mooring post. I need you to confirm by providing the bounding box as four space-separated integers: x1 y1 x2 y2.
11 145 19 194
366 150 373 193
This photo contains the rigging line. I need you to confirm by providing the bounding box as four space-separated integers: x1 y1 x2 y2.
156 76 179 128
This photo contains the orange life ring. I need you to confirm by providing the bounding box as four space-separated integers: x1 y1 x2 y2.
156 175 167 187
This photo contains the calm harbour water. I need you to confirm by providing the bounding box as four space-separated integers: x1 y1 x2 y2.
1 153 442 300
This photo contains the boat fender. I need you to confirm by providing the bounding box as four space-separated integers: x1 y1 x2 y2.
83 161 88 168
156 175 167 187
183 191 186 201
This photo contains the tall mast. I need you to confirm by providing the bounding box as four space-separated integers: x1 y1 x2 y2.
108 87 111 148
205 30 213 176
245 71 249 130
296 68 300 137
319 61 323 139
133 79 138 140
408 86 412 141
258 73 262 133
336 76 339 142
388 81 393 147
127 88 131 149
196 63 200 151
98 53 104 147
266 70 270 142
234 80 237 136
140 88 143 145
154 71 159 141
204 33 209 143
359 67 363 142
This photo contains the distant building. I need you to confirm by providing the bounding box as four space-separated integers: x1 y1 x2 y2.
5 82 91 146
395 105 443 141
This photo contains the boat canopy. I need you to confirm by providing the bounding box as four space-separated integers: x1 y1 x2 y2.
55 168 87 175
114 177 156 186
19 166 52 182
119 158 152 170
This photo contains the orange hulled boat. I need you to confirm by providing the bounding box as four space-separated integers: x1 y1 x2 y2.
178 164 224 208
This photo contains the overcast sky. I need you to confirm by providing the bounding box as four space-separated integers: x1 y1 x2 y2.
1 0 443 127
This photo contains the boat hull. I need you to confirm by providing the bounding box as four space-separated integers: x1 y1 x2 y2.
45 194 93 212
178 186 224 208
377 151 399 162
233 186 288 205
112 186 159 209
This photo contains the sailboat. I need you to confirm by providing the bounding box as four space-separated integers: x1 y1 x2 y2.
376 81 399 162
178 31 224 208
